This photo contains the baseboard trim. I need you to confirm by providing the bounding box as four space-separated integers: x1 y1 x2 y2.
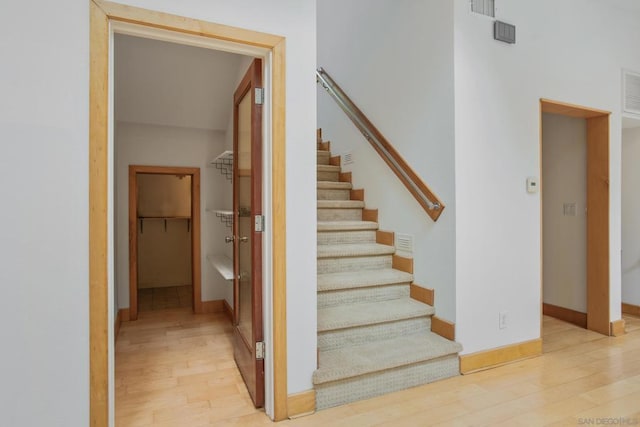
376 230 394 246
115 308 129 340
460 338 542 374
610 319 626 337
410 284 434 306
201 299 225 314
223 299 234 323
431 316 455 341
622 302 640 316
287 390 315 419
542 303 587 328
392 255 413 274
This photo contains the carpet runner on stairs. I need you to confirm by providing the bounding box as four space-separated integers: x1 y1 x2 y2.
314 144 462 410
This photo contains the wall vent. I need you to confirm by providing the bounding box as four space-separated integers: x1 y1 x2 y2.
624 70 640 116
471 0 495 18
342 151 354 165
395 233 414 255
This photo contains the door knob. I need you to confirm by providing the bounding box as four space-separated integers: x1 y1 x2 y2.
225 236 235 243
239 236 249 243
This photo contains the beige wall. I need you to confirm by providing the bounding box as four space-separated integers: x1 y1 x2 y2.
137 174 192 288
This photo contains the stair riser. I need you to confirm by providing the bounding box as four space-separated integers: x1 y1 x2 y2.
317 230 376 245
318 284 410 308
317 255 392 274
317 152 330 165
318 317 430 352
317 189 351 200
317 171 339 181
318 208 362 221
315 355 460 410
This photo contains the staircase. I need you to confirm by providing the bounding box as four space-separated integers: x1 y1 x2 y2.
313 137 462 410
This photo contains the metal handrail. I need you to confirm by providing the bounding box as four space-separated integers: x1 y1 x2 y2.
316 67 445 221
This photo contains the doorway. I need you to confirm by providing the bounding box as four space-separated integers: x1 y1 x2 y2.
89 3 289 423
128 166 201 320
540 99 611 340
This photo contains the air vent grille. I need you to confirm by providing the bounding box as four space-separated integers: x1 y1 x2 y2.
624 70 640 115
471 0 495 17
395 233 414 255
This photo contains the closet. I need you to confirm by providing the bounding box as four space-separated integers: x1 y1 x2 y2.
136 173 192 311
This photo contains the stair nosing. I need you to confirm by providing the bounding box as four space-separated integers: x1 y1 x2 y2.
317 221 379 232
318 269 414 292
317 298 433 332
313 331 463 385
317 243 395 259
317 200 365 209
317 165 341 172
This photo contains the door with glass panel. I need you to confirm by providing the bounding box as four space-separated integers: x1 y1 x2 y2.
231 58 264 407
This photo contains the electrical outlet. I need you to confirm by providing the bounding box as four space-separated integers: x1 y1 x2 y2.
499 312 507 329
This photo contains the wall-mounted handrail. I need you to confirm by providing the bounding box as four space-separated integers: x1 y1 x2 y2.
316 67 445 221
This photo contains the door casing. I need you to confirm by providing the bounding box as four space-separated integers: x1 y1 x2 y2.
540 98 611 337
89 0 288 424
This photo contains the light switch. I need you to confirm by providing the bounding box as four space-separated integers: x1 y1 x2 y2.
526 177 538 194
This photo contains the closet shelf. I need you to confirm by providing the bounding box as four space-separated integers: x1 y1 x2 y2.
138 216 191 233
207 254 234 281
210 150 233 180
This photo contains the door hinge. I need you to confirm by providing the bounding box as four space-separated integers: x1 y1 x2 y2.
255 87 264 105
256 341 265 360
255 215 265 232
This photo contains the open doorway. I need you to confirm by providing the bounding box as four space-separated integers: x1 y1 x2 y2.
128 166 200 320
90 3 289 422
540 99 611 351
113 33 266 422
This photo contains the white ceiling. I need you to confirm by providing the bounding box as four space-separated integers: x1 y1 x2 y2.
114 34 248 131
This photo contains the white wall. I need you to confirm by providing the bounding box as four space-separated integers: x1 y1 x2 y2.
542 114 587 313
115 0 318 396
115 122 230 305
454 0 640 354
0 1 89 425
317 0 457 321
622 126 640 306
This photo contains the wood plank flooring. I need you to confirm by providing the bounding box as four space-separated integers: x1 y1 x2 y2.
116 311 640 426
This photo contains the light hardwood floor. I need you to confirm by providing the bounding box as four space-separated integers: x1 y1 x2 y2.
116 311 640 426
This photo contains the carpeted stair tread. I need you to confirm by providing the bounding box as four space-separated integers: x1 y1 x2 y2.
313 330 462 385
317 243 395 259
318 269 414 292
317 181 353 190
318 298 433 332
317 221 378 231
317 200 365 209
317 164 341 172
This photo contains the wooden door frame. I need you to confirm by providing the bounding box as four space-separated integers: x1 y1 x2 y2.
89 1 288 424
128 165 202 321
540 98 611 336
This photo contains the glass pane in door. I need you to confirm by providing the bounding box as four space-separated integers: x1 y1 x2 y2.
236 91 253 347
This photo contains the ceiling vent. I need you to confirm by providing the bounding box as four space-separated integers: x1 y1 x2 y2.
624 70 640 116
471 0 495 18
